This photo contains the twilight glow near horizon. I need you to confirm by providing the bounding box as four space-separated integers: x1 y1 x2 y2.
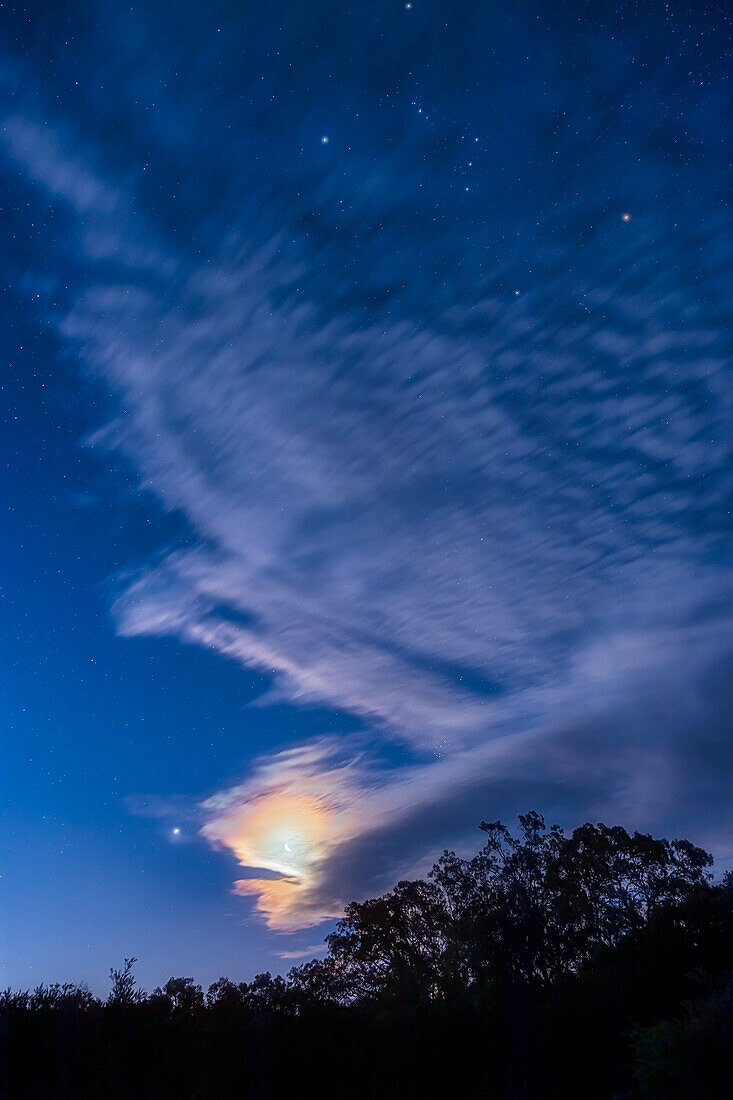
1 1 731 991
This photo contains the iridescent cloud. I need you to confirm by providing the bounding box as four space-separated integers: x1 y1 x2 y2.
200 742 367 929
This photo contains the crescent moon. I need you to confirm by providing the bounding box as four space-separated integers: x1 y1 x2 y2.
284 841 292 853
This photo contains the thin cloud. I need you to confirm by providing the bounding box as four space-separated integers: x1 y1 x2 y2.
276 945 327 961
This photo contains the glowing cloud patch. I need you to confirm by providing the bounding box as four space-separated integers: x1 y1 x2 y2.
200 741 366 929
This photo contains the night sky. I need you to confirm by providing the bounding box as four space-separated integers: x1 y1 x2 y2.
1 1 731 993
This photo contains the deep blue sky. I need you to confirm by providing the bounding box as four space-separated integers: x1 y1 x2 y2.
1 0 731 994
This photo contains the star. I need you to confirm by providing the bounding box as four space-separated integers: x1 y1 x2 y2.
622 212 631 222
321 135 329 145
172 827 181 836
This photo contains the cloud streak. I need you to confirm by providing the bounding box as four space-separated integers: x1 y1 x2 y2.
199 611 733 927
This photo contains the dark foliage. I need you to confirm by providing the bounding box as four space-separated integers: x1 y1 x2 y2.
1 815 730 1099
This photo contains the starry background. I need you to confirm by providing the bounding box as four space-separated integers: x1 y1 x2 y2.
1 0 731 991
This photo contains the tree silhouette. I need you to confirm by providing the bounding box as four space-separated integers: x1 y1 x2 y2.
108 957 139 1006
327 878 450 1005
152 976 204 1014
1 813 728 1100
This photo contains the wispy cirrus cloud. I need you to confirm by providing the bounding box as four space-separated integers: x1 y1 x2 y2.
2 0 730 931
199 610 733 928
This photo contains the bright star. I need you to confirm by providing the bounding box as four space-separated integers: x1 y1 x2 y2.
622 212 631 222
172 827 180 836
321 135 329 144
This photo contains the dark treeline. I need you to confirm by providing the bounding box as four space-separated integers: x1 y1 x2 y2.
2 813 732 1099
